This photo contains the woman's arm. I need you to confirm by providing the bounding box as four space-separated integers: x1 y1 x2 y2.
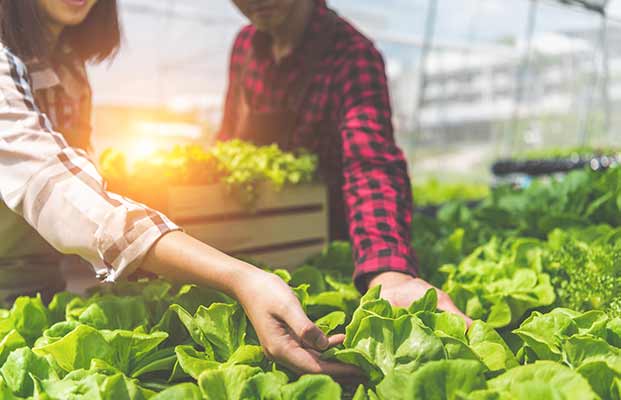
0 46 175 281
0 47 359 376
143 231 360 376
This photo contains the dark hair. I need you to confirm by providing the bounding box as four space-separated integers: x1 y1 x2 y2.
0 0 121 63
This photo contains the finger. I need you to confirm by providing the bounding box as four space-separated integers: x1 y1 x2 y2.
333 372 368 387
278 345 365 378
327 334 346 347
282 305 329 351
306 348 366 378
312 355 366 378
274 346 325 375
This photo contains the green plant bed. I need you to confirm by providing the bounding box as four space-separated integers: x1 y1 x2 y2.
5 167 621 398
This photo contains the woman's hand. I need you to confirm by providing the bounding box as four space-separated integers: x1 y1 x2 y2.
142 232 361 377
235 269 361 377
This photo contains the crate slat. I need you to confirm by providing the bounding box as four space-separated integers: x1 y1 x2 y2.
167 182 327 220
183 209 327 253
235 243 326 270
130 182 329 270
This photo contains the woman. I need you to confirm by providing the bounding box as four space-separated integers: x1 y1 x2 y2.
0 0 357 377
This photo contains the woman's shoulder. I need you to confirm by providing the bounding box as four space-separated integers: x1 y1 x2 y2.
0 42 29 75
0 44 34 94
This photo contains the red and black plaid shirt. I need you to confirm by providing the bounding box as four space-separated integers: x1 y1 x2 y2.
220 0 418 290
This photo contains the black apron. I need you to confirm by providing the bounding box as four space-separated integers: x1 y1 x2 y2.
231 10 348 241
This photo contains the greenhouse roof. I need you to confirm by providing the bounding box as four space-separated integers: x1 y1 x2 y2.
560 0 608 13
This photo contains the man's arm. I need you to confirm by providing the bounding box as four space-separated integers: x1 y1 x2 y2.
335 40 471 324
335 39 417 291
218 27 254 140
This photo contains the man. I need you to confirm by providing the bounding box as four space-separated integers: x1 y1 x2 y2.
220 0 469 321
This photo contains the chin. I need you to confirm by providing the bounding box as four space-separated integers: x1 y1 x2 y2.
250 15 286 32
57 12 90 26
251 20 273 32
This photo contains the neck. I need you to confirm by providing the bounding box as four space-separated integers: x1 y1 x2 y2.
45 21 64 51
270 0 314 62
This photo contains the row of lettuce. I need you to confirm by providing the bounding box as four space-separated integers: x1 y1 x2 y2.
5 154 621 397
414 167 621 319
2 260 620 399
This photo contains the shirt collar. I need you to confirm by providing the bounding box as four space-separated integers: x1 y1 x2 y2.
26 44 88 103
251 0 329 61
26 43 78 91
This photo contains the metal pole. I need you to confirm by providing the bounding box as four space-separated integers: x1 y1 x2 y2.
578 12 606 146
601 14 612 144
156 1 175 105
413 0 438 141
505 0 538 156
581 11 609 145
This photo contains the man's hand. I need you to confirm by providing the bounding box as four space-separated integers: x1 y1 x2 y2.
236 269 363 377
369 271 472 326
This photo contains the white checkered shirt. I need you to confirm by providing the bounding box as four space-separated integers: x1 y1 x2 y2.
0 45 179 282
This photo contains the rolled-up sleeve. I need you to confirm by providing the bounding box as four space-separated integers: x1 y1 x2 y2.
0 47 179 282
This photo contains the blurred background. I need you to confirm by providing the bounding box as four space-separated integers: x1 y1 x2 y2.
89 0 620 184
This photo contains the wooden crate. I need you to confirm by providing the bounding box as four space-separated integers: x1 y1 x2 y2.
143 182 329 269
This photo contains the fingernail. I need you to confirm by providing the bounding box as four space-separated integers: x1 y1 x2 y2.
316 335 329 349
